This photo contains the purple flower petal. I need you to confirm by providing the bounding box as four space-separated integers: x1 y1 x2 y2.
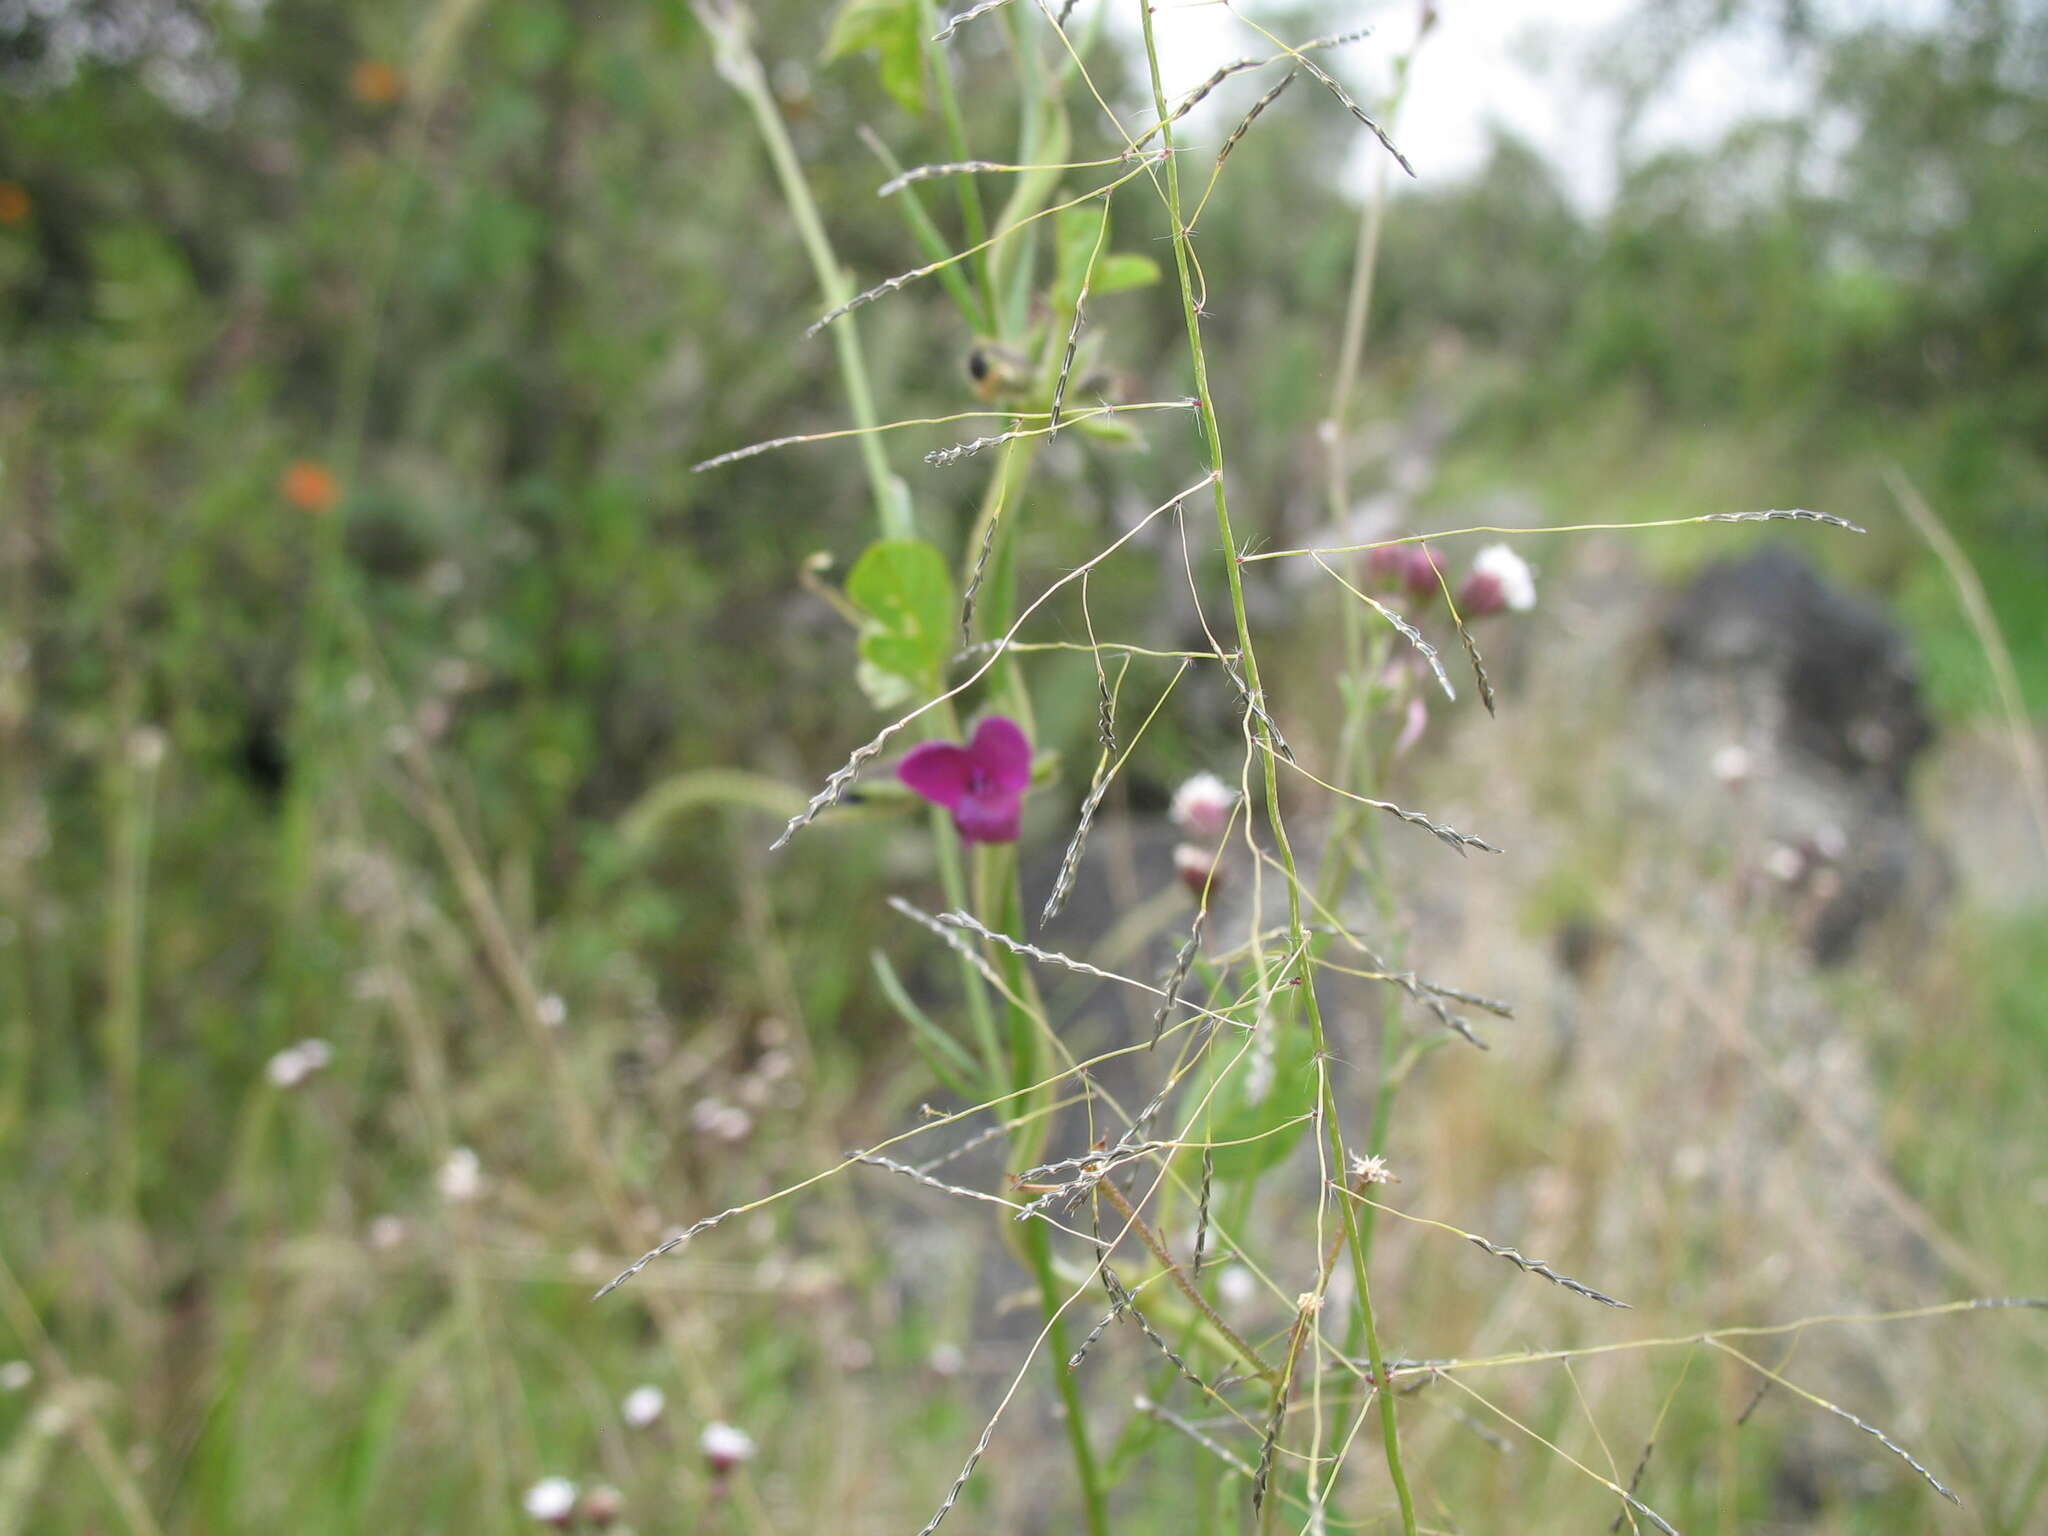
898 743 973 809
968 716 1033 793
952 791 1021 844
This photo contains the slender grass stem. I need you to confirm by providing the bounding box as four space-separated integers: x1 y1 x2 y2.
1307 29 1427 1482
979 844 1108 1532
0 1249 164 1536
699 6 910 537
1133 6 1416 1529
920 0 999 324
1023 1219 1110 1532
103 690 157 1226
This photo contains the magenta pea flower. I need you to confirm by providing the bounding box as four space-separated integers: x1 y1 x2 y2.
897 716 1033 844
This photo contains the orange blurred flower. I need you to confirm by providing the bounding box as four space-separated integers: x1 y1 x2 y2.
350 60 402 107
282 461 341 515
0 183 30 226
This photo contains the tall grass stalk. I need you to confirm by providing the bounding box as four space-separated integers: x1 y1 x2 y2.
0 1250 164 1536
1310 17 1429 1491
695 2 910 539
1133 5 1416 1529
694 9 1109 1521
1885 463 2048 864
102 710 158 1226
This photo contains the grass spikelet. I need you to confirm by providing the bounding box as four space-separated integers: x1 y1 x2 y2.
1300 25 1377 51
930 0 1012 45
1139 1396 1258 1479
1448 601 1497 715
1251 1303 1315 1513
1013 1143 1168 1220
1150 910 1205 1049
893 898 1014 993
938 908 1126 989
1050 197 1110 435
593 1205 737 1299
915 1416 1001 1536
1165 59 1265 124
855 1151 1013 1209
806 160 1161 337
959 498 1003 636
1135 28 1375 150
1312 551 1456 700
1214 69 1297 172
1701 508 1866 532
1045 653 1185 925
1068 1285 1131 1372
1609 1439 1656 1533
1104 1269 1219 1397
878 157 1125 197
1418 992 1488 1049
1461 1234 1630 1308
928 399 1204 467
1707 1340 1961 1505
926 421 1028 467
1320 955 1509 1042
1224 656 1294 761
1311 936 1517 1019
1351 791 1498 854
1293 54 1415 176
1041 749 1109 927
770 733 889 850
1092 641 1116 757
916 1117 1013 1174
1331 1184 1627 1306
692 427 840 472
1265 744 1499 852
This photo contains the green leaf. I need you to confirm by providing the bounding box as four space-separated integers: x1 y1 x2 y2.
1091 252 1161 296
1053 205 1160 311
1052 203 1109 312
992 94 1070 334
1072 413 1141 448
855 658 914 710
846 538 955 704
872 950 982 1098
1200 1004 1317 1180
823 0 927 116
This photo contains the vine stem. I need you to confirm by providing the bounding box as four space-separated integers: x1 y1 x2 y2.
697 3 911 538
982 849 1110 1534
1133 7 1417 1532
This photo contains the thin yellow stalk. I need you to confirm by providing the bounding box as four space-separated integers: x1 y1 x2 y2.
1132 5 1416 1530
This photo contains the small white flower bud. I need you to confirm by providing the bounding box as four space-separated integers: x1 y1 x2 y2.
437 1147 483 1203
622 1385 666 1428
523 1477 577 1524
699 1421 756 1474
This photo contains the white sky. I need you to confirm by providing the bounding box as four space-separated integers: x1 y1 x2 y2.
1108 0 1940 209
